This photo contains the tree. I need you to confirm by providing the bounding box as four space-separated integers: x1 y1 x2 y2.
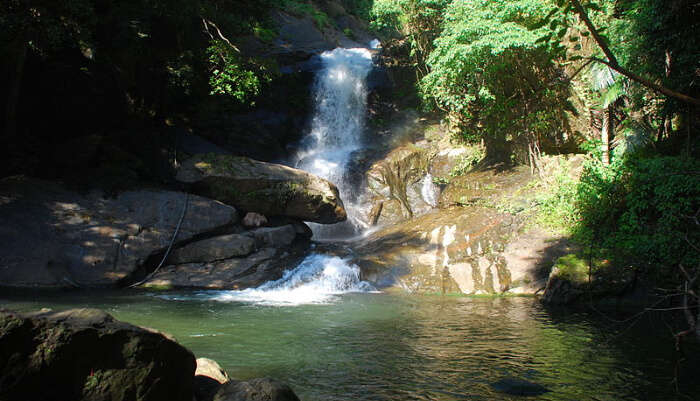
420 0 572 166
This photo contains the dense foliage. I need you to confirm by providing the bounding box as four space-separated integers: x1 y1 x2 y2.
577 156 699 269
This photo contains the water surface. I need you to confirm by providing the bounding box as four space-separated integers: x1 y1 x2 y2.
2 291 698 401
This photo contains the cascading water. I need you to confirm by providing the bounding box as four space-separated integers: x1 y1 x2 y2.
295 47 375 240
196 46 380 306
421 173 439 208
205 254 375 306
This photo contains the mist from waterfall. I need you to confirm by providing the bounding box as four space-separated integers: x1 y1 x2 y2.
294 47 374 240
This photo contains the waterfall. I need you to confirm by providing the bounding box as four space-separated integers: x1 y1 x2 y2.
207 254 375 306
295 47 375 240
421 173 439 208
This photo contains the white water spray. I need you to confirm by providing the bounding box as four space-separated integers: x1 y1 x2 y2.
295 47 375 239
421 173 439 208
207 254 375 306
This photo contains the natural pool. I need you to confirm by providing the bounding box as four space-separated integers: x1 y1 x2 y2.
2 289 698 401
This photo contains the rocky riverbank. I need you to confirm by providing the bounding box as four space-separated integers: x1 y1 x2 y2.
0 152 346 291
343 118 585 298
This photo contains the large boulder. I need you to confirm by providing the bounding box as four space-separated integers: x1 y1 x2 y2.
176 154 346 224
0 177 238 288
0 308 196 401
213 378 300 401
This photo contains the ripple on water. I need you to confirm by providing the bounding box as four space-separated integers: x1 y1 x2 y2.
2 292 699 401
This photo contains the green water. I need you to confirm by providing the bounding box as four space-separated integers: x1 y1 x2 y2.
2 290 698 401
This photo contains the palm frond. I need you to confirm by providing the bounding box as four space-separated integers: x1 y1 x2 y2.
613 119 655 156
588 62 618 91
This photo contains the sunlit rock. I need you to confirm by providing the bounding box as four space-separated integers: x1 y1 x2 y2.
177 154 346 224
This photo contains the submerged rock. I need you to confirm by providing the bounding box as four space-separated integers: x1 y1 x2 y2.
0 177 238 288
176 154 346 224
0 308 196 401
213 378 300 401
490 378 550 396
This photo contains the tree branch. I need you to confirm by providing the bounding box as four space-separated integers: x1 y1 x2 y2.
591 57 700 107
569 0 700 106
202 18 240 53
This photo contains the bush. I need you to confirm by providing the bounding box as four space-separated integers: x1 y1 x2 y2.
535 162 579 232
574 155 700 273
207 40 276 105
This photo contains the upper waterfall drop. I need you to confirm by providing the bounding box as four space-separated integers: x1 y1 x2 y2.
295 47 375 239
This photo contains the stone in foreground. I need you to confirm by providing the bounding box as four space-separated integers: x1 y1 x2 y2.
195 358 230 401
176 154 346 224
213 378 300 401
196 358 230 384
0 308 196 401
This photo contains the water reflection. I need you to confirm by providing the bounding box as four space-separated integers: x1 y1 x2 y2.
2 292 698 400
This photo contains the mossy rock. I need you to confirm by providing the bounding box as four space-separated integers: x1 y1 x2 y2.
551 254 589 283
176 153 346 224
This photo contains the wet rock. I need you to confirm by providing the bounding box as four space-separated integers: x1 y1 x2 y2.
490 378 550 396
366 144 431 223
246 225 297 249
354 207 519 294
264 216 313 240
0 308 195 401
0 177 238 288
176 154 346 224
213 378 300 401
368 200 383 226
143 248 306 290
166 234 256 265
290 220 313 240
242 212 268 228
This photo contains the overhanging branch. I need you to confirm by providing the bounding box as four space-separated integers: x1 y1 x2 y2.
569 0 700 106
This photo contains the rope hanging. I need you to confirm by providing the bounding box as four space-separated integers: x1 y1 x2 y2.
129 192 190 288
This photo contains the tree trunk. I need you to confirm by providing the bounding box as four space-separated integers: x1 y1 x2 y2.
601 105 613 164
5 37 28 140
